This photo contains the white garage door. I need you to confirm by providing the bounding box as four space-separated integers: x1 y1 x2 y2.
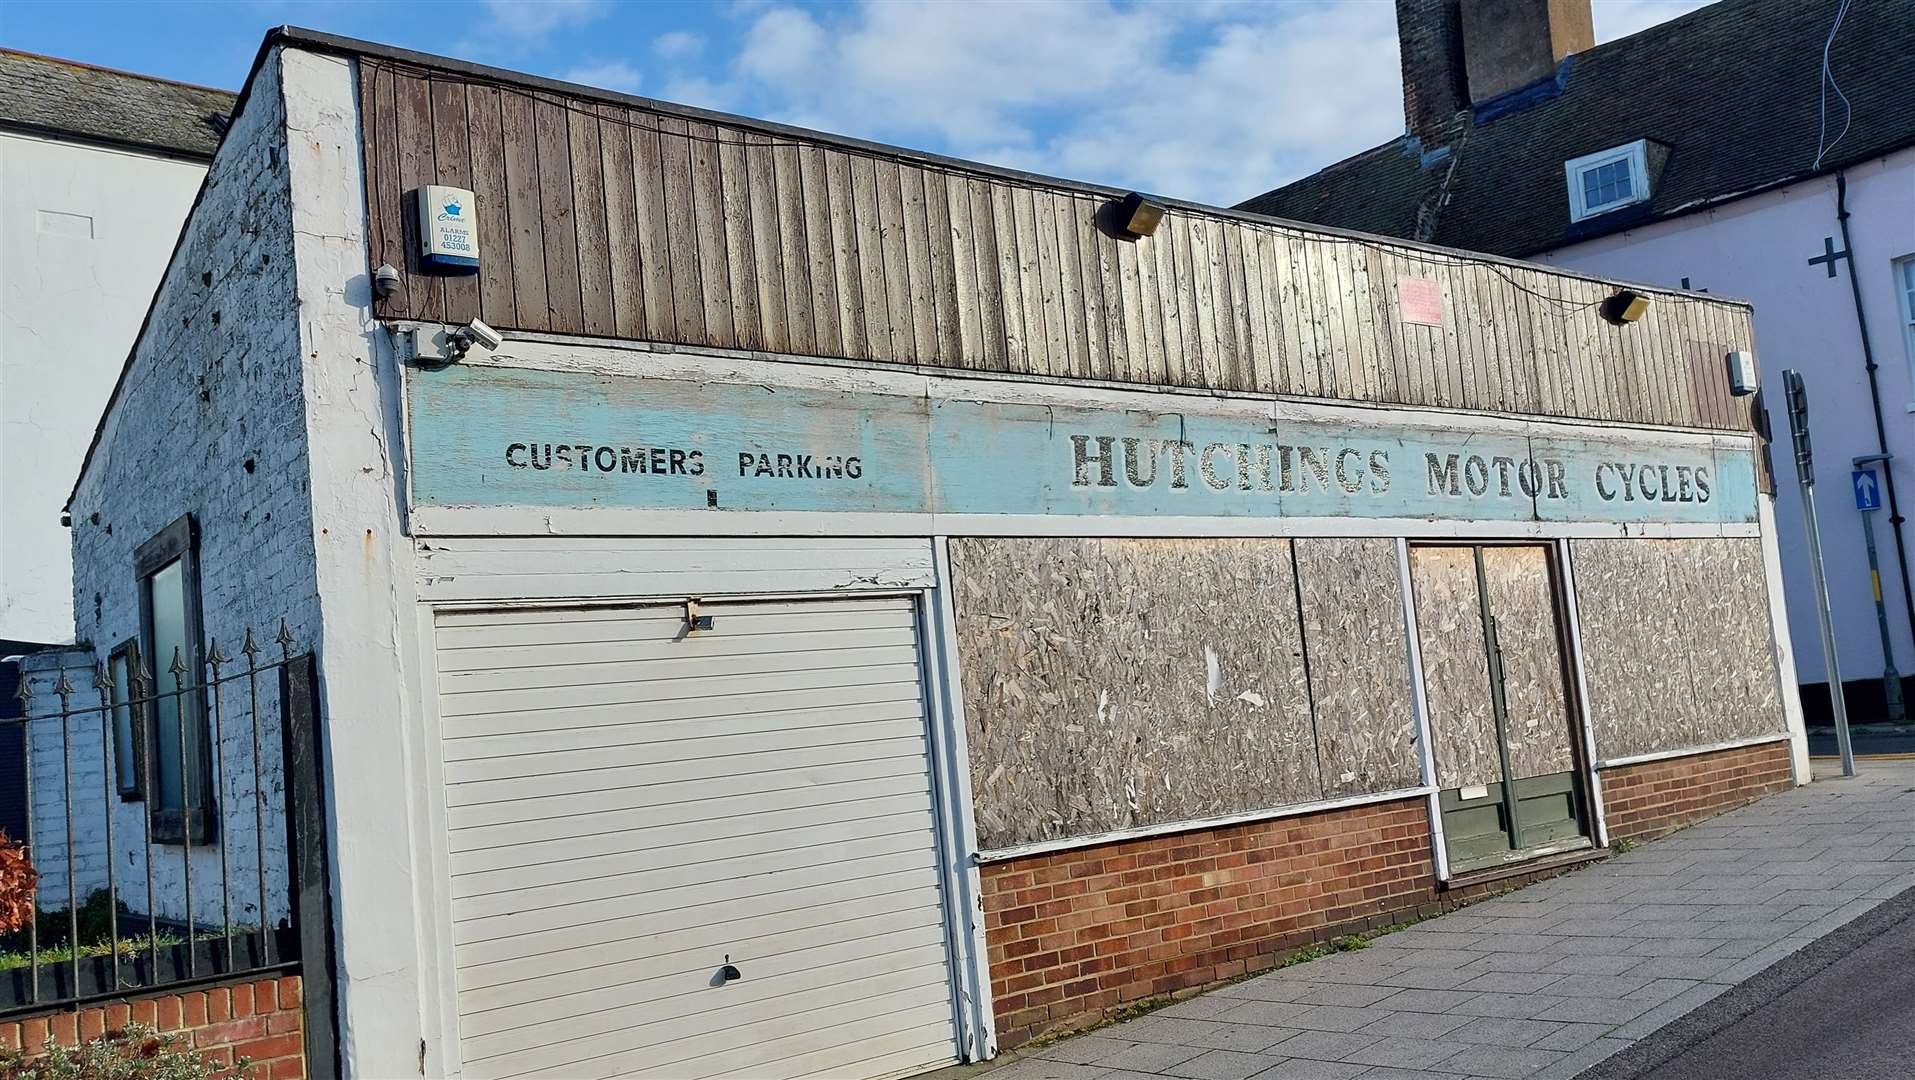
434 596 961 1080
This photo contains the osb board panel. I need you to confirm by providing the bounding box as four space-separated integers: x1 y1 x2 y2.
1410 547 1502 791
1481 546 1575 780
353 58 1758 434
1571 538 1785 760
950 537 1320 849
1293 539 1420 796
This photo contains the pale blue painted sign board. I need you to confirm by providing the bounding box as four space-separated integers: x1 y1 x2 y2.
407 365 1759 526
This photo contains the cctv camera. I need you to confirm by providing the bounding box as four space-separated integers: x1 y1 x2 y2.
460 319 504 351
372 263 401 299
447 318 504 359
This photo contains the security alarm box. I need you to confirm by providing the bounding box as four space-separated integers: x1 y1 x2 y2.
1726 350 1758 396
416 185 479 271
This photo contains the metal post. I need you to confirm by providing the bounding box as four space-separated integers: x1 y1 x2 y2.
282 649 340 1080
1855 455 1906 725
1785 370 1854 776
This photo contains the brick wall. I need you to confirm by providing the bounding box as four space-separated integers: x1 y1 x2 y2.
983 798 1448 1049
1600 740 1795 843
12 648 109 909
62 47 310 931
0 974 305 1078
1395 0 1468 143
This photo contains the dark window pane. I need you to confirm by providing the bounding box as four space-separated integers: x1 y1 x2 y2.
110 652 136 794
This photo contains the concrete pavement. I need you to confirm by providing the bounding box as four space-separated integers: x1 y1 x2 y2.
983 760 1915 1080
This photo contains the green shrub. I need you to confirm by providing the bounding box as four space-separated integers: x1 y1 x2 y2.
0 1021 248 1079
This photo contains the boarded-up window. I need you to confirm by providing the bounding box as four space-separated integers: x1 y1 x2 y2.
950 537 1417 850
1294 538 1420 796
1569 537 1784 761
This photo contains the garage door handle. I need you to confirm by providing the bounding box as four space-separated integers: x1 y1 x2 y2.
719 963 742 983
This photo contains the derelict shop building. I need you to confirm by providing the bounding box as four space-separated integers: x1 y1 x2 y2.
62 27 1806 1079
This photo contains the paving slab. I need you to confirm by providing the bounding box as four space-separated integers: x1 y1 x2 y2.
964 762 1915 1080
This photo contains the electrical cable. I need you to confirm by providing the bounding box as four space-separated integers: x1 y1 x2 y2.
1812 0 1855 171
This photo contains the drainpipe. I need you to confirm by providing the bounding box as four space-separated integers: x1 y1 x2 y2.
1834 172 1915 664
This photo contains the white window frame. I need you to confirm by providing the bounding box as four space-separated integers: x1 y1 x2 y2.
1894 253 1915 411
1565 140 1651 222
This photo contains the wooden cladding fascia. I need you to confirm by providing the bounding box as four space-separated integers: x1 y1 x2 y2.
355 61 1757 435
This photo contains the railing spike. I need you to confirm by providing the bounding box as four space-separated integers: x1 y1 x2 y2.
276 618 295 660
132 651 153 693
14 672 31 708
241 626 261 661
168 645 189 677
54 670 77 700
208 637 231 669
93 660 114 692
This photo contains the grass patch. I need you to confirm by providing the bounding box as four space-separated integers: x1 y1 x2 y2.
0 933 188 972
0 889 213 972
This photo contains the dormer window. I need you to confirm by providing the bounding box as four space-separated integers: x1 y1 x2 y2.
1565 141 1651 222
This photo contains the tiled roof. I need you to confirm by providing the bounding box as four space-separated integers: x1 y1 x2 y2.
1238 0 1915 258
0 48 235 159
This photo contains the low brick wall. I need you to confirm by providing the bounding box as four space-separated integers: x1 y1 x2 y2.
0 974 305 1078
1601 739 1795 842
981 797 1473 1049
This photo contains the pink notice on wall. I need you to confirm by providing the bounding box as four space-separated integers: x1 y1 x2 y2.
1398 276 1444 327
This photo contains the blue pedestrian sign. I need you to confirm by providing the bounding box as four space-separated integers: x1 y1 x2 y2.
1854 467 1883 511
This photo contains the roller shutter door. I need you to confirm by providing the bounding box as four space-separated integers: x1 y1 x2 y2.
434 596 960 1080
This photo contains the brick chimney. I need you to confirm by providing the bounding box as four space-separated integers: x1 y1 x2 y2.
1460 0 1593 102
1396 0 1593 144
1396 0 1468 146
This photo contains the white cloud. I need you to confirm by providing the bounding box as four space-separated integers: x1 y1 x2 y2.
654 30 705 62
480 0 607 41
721 0 1401 206
1591 0 1716 43
563 60 643 94
684 0 1717 208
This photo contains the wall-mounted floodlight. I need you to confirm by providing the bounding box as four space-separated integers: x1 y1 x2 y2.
1600 289 1649 324
1113 192 1165 239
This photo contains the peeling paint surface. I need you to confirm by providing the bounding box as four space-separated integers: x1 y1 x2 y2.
1572 538 1787 760
1293 538 1420 796
950 537 1320 849
406 362 1761 526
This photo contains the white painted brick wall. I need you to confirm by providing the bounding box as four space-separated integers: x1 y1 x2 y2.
15 648 110 910
62 49 313 930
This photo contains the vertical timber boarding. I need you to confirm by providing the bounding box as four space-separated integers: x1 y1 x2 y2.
346 49 1764 444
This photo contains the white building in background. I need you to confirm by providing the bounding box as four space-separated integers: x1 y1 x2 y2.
0 49 235 647
1246 0 1915 723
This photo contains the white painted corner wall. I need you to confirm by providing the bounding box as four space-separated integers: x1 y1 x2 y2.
279 46 437 1079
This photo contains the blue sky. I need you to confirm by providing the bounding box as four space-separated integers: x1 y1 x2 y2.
1 0 1711 205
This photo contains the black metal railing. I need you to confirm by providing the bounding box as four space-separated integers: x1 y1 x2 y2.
1 625 309 1014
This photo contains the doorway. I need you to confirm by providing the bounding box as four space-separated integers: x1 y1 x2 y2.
1410 544 1591 874
430 595 963 1080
